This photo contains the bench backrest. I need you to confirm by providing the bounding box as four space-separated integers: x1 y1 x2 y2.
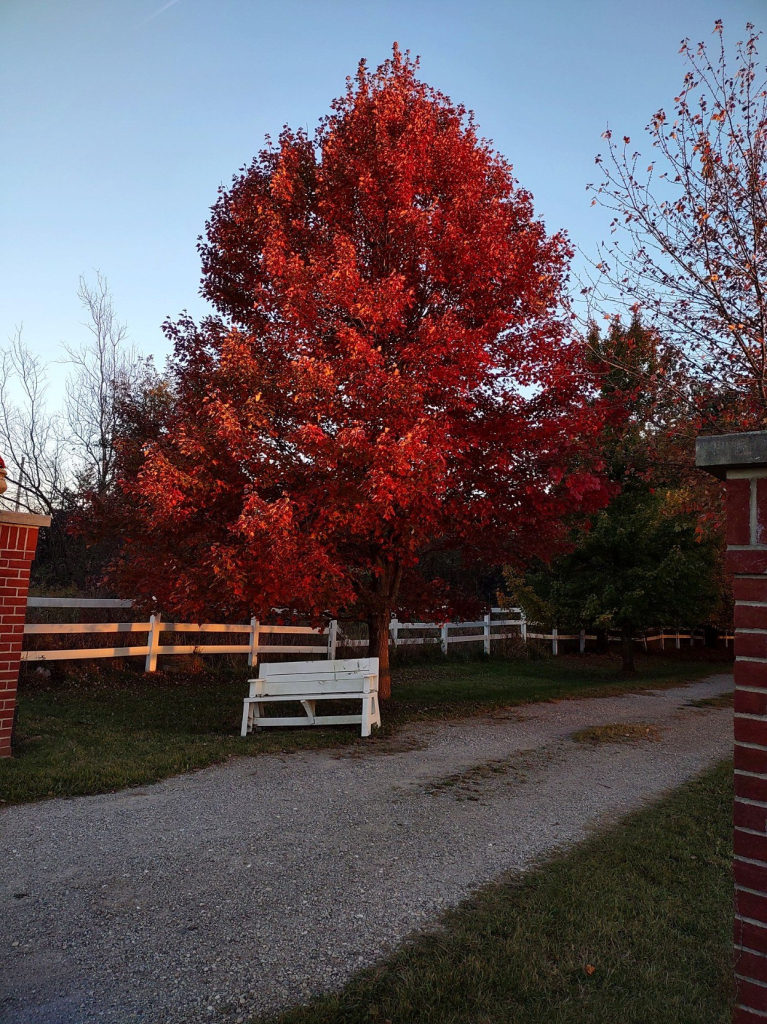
255 657 379 696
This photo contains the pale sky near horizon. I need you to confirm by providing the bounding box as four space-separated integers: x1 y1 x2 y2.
1 0 765 398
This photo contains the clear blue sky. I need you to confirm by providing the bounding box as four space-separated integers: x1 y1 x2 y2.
1 0 764 382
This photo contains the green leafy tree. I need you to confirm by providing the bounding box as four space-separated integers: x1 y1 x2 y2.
508 488 720 672
505 316 725 672
586 315 692 483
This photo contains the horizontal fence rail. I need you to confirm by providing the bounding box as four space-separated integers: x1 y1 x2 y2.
22 598 734 668
22 606 337 671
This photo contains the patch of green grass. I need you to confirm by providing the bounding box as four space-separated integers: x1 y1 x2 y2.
259 761 734 1024
384 655 722 725
1 655 724 805
2 672 357 806
571 722 661 744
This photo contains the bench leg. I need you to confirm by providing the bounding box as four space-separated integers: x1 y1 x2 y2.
241 699 252 737
300 700 316 725
361 695 372 737
241 699 264 736
371 693 381 730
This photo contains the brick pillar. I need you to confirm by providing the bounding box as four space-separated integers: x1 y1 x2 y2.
0 511 50 757
698 432 767 1023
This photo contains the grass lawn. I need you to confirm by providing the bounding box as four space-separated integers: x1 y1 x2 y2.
259 760 734 1024
0 653 727 805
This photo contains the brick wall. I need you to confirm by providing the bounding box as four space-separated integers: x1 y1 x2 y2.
729 473 767 1022
0 516 45 757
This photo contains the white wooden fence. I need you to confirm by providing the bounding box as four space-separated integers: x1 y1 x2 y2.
342 610 526 654
21 597 733 669
23 598 337 671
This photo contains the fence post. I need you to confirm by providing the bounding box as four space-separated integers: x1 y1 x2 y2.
441 622 449 655
390 616 399 648
484 613 491 655
579 629 585 654
247 617 260 668
145 612 161 673
642 633 648 651
675 630 680 650
328 619 338 660
552 627 558 656
520 609 527 644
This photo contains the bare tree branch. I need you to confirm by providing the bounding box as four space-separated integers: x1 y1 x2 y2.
0 326 68 514
585 21 767 422
63 272 143 494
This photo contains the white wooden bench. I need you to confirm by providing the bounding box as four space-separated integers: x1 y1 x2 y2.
240 657 381 738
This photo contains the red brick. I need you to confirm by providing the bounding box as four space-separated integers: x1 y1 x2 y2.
736 801 767 833
736 916 767 953
734 1006 767 1024
735 754 767 786
737 579 767 603
728 479 753 545
738 692 767 716
736 975 767 1013
6 561 31 573
736 830 767 863
736 859 767 891
738 662 767 688
729 551 767 575
757 479 767 544
737 947 767 985
738 888 767 924
737 633 767 660
739 606 767 630
0 615 26 627
737 718 767 747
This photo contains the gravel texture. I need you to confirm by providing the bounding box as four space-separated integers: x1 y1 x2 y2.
0 672 734 1024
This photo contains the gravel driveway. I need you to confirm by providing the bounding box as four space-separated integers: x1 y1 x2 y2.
1 672 733 1024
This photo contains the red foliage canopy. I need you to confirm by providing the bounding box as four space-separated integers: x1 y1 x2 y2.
108 48 607 691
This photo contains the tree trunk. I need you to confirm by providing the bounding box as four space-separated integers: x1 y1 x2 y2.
704 625 718 649
368 609 391 700
621 630 636 673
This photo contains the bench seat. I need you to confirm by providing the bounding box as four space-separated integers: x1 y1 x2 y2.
241 657 380 737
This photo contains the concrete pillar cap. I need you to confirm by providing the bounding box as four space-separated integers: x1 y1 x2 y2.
696 431 767 479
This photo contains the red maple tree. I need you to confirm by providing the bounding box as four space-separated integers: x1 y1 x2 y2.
107 47 607 697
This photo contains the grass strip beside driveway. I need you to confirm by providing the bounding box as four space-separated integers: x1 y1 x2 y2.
1 655 725 805
261 761 734 1024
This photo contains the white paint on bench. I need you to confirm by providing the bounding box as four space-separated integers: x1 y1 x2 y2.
241 658 380 738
